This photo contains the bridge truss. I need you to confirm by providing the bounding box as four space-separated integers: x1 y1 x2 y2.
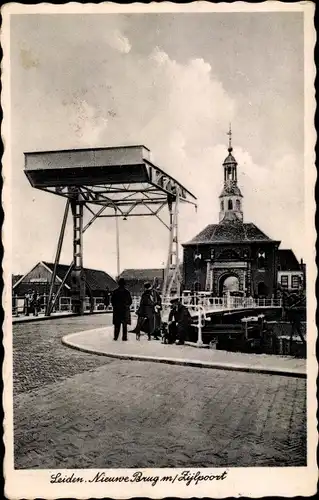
24 145 197 315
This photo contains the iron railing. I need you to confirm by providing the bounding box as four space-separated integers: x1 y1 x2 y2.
12 293 282 318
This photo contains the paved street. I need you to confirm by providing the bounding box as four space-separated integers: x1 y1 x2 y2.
13 314 114 394
13 315 306 468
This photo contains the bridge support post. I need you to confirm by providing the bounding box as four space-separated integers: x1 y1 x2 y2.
162 192 181 298
70 191 85 315
197 305 203 346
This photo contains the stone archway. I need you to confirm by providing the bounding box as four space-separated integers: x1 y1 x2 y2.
218 273 240 296
257 281 268 298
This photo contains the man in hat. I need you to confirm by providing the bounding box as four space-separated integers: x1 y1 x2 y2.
111 278 132 341
168 295 192 345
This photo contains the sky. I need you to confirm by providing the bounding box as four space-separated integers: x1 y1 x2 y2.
10 11 305 277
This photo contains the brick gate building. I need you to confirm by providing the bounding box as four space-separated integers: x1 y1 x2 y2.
182 130 281 298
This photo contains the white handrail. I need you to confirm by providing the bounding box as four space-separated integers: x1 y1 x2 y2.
12 292 283 317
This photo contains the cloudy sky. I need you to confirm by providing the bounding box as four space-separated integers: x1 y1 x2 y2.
10 11 305 276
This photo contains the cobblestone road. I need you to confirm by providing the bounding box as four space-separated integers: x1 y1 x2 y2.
13 316 307 469
13 314 114 394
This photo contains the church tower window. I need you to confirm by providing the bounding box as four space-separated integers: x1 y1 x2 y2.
236 199 241 210
228 199 233 210
221 200 224 211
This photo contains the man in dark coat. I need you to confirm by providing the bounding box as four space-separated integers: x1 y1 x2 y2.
111 278 132 341
168 297 192 345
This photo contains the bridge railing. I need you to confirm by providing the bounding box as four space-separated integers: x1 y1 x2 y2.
12 293 282 317
161 294 282 313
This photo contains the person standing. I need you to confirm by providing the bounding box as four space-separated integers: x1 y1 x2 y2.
168 296 192 345
133 282 156 340
111 278 132 341
85 282 94 314
24 291 31 316
103 287 110 310
152 286 162 340
30 290 39 316
51 293 57 313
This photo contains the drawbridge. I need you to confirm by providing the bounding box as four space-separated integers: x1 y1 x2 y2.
24 145 197 315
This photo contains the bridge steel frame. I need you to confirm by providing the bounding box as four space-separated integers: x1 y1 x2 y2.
24 145 197 316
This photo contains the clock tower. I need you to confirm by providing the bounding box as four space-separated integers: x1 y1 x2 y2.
219 125 243 222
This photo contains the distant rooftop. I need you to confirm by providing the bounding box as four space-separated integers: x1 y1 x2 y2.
277 250 302 271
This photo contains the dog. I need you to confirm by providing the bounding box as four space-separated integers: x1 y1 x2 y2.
161 322 177 344
161 322 169 344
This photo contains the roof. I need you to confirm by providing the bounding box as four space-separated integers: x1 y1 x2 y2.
119 268 165 281
184 221 275 245
223 152 237 166
42 262 117 290
277 250 301 271
12 274 23 286
119 265 183 281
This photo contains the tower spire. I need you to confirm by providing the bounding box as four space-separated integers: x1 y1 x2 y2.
219 124 243 223
227 123 232 152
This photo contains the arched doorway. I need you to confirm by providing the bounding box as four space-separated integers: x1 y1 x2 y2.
219 274 240 296
257 282 268 298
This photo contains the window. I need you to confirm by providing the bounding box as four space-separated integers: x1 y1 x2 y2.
280 275 288 288
236 199 241 210
257 250 266 269
292 275 300 289
221 200 224 211
228 199 233 210
194 252 202 268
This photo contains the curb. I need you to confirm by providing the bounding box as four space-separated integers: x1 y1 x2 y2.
13 310 111 325
61 335 306 379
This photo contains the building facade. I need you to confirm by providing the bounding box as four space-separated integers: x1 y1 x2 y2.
182 129 304 298
277 250 305 292
13 261 117 298
118 268 165 296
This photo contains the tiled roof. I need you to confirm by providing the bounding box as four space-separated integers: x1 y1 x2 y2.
184 222 273 245
42 262 117 290
119 265 183 281
277 250 301 271
119 268 165 281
